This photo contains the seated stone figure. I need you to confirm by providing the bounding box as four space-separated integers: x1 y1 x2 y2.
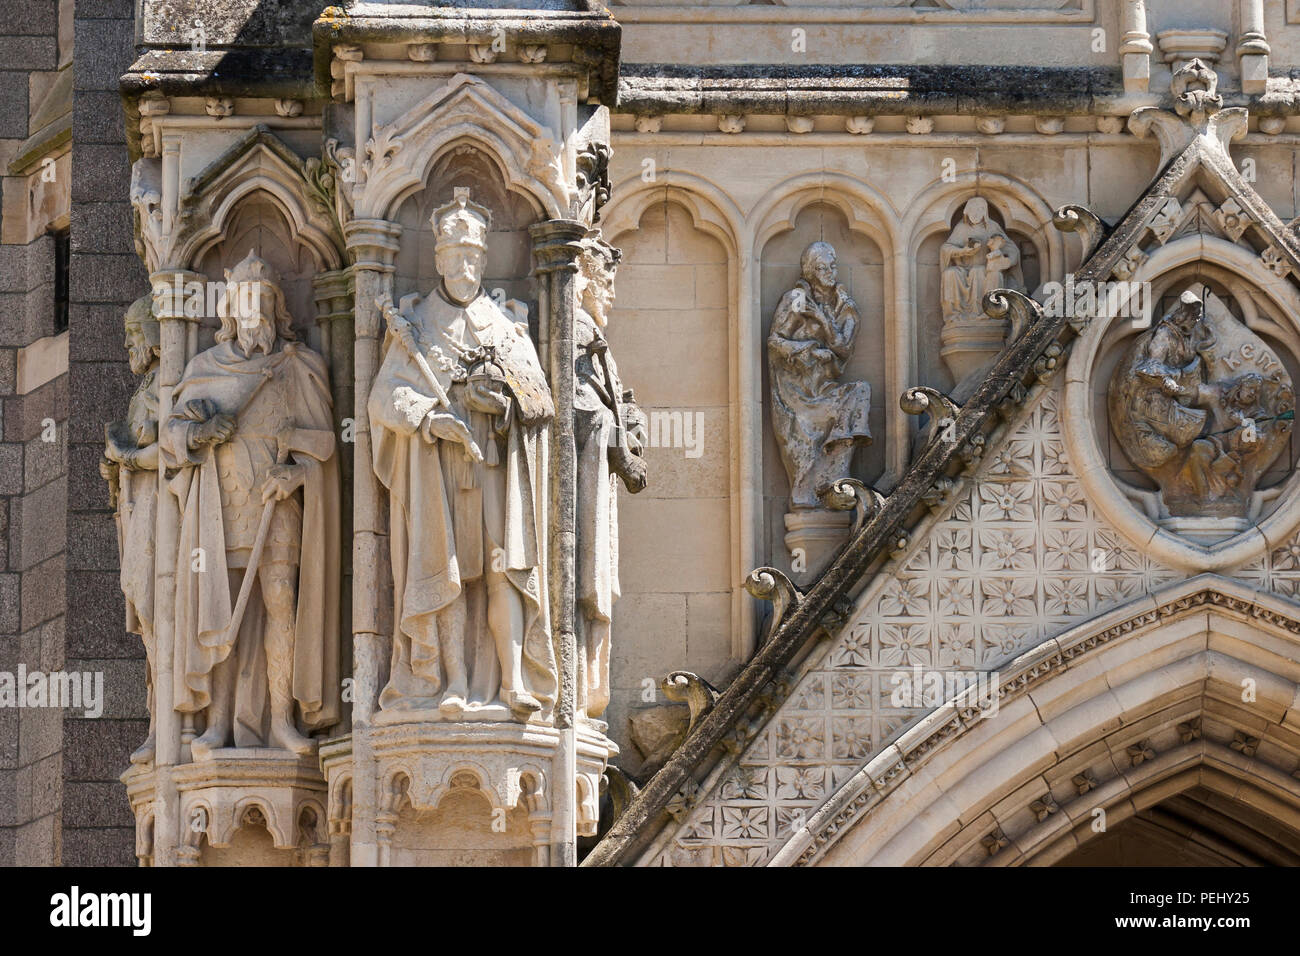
768 240 873 509
1109 289 1294 519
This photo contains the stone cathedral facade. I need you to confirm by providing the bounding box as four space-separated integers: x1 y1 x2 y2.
8 0 1300 867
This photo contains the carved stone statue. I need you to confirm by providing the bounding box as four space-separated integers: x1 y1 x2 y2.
574 233 646 720
768 241 873 509
101 293 161 765
369 188 557 721
1109 289 1294 520
161 251 342 758
941 197 1024 324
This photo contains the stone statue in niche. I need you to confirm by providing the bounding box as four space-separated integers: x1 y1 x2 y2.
101 293 161 765
1108 289 1295 522
574 233 647 720
369 187 557 722
769 240 873 509
940 197 1025 324
161 251 342 759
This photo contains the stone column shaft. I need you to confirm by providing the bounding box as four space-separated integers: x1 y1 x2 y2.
343 218 401 866
148 266 204 866
1121 0 1153 93
531 218 587 866
1238 0 1269 94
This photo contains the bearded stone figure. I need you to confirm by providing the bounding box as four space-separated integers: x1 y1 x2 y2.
101 293 161 764
940 197 1025 324
574 234 647 720
769 240 873 509
1109 289 1295 521
369 188 556 722
161 251 342 758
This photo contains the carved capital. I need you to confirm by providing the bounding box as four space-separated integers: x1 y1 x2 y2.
343 218 402 273
530 219 588 275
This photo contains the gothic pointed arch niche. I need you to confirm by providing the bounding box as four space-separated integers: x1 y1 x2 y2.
905 174 1063 393
755 184 893 575
168 128 349 365
391 141 544 319
599 187 740 756
352 72 569 225
172 127 345 276
191 196 324 352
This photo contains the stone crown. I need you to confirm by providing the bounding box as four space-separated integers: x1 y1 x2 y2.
433 186 491 252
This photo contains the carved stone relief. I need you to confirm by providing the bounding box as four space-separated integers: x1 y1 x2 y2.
101 294 162 765
574 232 647 720
1108 289 1294 529
646 382 1300 866
939 197 1026 384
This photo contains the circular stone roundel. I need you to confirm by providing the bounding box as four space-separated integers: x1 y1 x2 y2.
1064 285 1300 573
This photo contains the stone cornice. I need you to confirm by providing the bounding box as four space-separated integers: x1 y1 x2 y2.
616 63 1300 117
617 63 1123 116
311 5 622 106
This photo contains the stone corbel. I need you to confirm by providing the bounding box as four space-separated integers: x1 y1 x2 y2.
331 43 363 103
137 93 170 160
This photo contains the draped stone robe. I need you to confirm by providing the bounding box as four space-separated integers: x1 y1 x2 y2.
769 278 873 508
574 306 624 718
940 214 1024 323
162 340 341 742
368 288 556 716
115 367 159 639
